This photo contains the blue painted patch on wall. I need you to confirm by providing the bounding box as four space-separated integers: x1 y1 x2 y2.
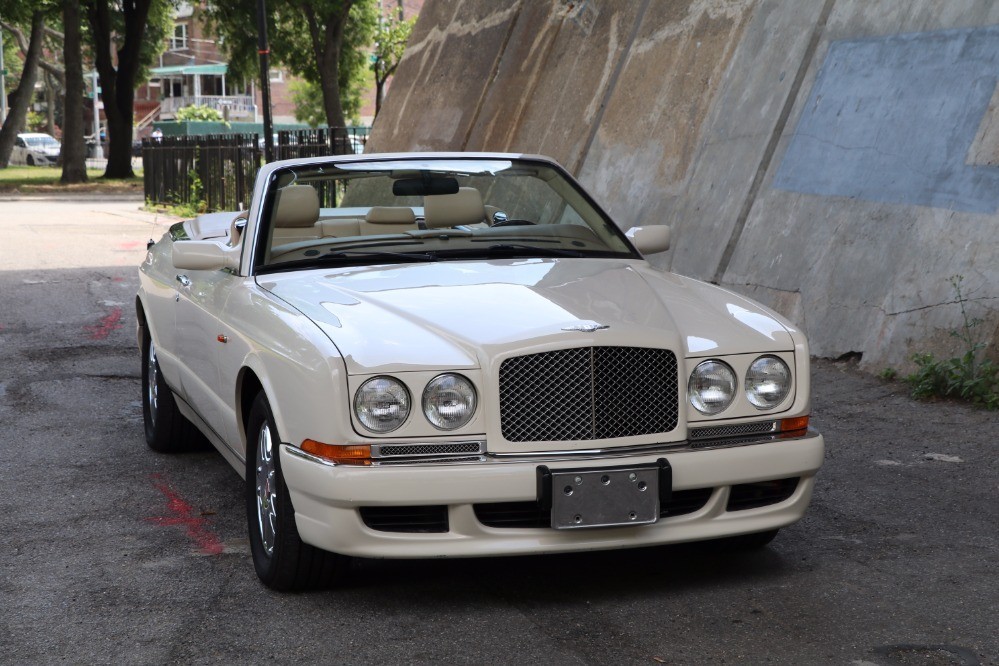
774 25 999 214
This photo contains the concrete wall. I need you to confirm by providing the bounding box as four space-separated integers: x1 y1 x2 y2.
370 0 999 370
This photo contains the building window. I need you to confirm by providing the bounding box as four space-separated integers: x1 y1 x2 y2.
268 68 284 83
171 24 187 50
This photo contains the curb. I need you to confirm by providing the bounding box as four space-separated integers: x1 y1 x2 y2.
0 193 144 202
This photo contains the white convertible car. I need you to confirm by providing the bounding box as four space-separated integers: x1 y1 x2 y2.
137 153 824 590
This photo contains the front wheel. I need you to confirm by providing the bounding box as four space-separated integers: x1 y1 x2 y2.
26 154 35 166
246 393 348 591
142 326 199 452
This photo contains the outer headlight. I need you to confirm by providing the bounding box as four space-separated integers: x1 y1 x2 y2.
422 373 476 430
688 360 737 415
745 355 792 409
354 376 410 433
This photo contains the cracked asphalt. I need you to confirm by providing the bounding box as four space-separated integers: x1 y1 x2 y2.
1 198 996 665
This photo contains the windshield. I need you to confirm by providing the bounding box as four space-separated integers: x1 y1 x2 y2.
254 157 638 273
25 136 59 147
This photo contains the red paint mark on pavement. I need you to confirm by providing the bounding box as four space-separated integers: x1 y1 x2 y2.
117 240 144 251
112 277 125 283
146 473 225 555
84 306 123 340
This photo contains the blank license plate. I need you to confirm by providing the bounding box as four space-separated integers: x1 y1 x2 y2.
549 464 660 529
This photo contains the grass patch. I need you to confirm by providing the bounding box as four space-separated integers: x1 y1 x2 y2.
0 166 143 194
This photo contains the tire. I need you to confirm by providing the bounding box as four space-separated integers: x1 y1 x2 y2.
245 392 348 591
26 155 34 166
141 325 202 452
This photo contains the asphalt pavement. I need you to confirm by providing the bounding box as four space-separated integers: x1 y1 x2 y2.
0 197 996 665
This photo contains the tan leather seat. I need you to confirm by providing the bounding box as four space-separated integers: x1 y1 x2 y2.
360 206 418 235
272 184 320 243
424 187 486 229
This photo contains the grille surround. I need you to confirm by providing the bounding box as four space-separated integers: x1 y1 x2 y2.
499 346 679 443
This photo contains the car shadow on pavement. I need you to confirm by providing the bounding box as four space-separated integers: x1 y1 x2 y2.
345 538 792 601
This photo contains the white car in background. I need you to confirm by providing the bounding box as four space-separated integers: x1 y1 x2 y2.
137 152 824 591
12 133 61 166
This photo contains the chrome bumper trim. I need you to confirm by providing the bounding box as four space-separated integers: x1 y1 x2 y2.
282 430 819 468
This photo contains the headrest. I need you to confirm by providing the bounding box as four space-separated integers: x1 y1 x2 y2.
274 184 319 228
365 206 417 225
424 187 486 228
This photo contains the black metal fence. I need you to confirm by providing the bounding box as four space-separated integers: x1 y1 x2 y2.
143 127 368 213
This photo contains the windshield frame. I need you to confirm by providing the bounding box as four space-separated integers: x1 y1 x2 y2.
248 154 642 276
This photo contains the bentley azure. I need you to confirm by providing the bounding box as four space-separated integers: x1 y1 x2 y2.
136 152 824 590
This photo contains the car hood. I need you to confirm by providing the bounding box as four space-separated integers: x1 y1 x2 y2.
257 259 794 375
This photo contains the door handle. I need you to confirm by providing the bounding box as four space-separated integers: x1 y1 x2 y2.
176 274 192 288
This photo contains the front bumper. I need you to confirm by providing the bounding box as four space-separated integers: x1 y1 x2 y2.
281 431 824 559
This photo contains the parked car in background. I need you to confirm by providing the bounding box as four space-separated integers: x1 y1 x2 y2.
137 152 824 590
11 133 61 166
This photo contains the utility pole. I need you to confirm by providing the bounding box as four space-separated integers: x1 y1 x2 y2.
0 23 8 123
256 0 274 163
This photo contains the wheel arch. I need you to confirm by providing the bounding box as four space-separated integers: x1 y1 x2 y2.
135 295 147 348
236 365 265 448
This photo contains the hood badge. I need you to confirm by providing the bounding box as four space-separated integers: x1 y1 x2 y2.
562 322 610 333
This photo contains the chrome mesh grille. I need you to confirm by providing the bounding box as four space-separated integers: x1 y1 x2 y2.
689 421 778 441
499 346 678 442
376 442 482 457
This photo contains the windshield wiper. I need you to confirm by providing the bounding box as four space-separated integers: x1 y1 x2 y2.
325 249 439 262
257 249 438 274
438 244 586 259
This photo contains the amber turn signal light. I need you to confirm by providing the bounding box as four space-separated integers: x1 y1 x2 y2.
778 416 809 436
301 440 372 465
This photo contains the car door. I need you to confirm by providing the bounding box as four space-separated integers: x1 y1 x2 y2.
11 137 26 165
174 266 238 441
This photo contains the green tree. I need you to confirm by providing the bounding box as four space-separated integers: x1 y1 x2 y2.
175 104 225 123
204 0 376 128
288 79 324 127
82 0 171 179
0 4 57 168
371 12 414 118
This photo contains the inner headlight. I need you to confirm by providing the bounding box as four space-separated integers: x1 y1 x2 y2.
422 373 476 430
354 376 410 433
688 360 736 415
745 355 792 409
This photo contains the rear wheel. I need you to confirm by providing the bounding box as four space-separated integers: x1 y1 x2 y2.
26 154 34 166
245 392 348 591
141 326 198 452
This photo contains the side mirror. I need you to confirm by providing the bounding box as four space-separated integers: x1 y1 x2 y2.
626 225 670 255
173 240 241 271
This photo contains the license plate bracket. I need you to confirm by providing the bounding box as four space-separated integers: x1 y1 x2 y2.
538 460 669 530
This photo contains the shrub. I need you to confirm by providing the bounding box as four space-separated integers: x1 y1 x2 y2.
905 276 998 410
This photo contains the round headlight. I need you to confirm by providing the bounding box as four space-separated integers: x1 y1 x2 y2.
688 360 736 415
745 355 791 409
422 374 477 430
354 376 410 433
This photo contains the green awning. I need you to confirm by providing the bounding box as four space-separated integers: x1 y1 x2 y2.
150 64 228 76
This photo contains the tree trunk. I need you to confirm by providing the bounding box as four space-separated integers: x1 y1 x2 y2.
86 0 153 179
45 71 56 135
375 79 384 118
303 2 350 129
0 12 46 168
61 0 88 184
